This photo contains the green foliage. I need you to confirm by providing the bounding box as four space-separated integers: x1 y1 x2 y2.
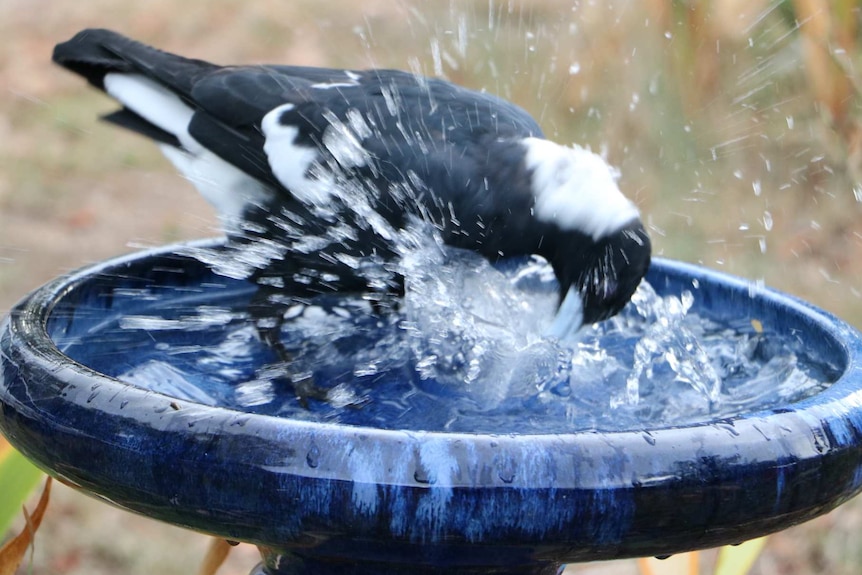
0 440 44 537
714 538 769 575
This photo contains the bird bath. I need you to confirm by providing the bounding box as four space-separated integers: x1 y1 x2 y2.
2 239 862 575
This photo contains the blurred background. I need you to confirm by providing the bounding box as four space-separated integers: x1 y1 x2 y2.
2 0 862 573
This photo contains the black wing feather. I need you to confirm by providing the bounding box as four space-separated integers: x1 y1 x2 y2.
53 29 547 250
53 28 218 98
101 108 182 148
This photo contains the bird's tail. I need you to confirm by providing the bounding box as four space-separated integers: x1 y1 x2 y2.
52 28 216 99
53 29 220 148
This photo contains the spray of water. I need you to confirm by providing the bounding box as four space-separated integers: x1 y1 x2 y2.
102 247 834 433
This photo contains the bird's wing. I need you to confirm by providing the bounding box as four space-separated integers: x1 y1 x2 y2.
53 29 545 232
190 66 549 254
187 65 546 188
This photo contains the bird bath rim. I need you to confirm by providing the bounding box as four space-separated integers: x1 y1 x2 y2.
3 238 862 571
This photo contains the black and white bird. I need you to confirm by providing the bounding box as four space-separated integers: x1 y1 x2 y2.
53 29 651 394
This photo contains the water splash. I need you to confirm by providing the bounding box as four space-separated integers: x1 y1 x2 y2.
71 248 838 434
399 245 562 409
613 287 721 409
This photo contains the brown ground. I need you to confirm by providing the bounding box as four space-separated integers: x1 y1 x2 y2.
3 1 862 574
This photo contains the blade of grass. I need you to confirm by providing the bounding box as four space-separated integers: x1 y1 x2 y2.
0 477 52 575
713 537 768 575
0 438 44 536
637 551 699 575
197 538 233 575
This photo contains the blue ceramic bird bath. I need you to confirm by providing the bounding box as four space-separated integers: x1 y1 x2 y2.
2 239 862 575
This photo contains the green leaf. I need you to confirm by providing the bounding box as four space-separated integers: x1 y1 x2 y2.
0 441 44 536
713 537 768 575
0 477 52 575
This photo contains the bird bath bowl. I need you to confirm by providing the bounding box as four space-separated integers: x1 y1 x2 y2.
3 239 862 575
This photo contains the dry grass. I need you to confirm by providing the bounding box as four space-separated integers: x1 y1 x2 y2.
2 0 862 574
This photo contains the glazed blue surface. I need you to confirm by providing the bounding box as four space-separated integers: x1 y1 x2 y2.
2 239 862 574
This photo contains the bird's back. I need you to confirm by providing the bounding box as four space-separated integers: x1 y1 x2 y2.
53 29 551 295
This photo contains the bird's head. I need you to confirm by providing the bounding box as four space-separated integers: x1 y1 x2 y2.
547 221 651 337
520 138 651 337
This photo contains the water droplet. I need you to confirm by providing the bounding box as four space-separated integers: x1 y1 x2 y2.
664 31 672 39
430 38 443 77
497 458 516 483
306 444 320 468
568 62 581 75
414 468 435 484
786 116 795 129
763 211 773 231
733 169 744 180
752 179 762 196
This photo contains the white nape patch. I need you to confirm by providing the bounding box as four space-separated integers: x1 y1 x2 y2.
545 286 584 339
523 137 639 240
103 73 199 152
159 145 272 226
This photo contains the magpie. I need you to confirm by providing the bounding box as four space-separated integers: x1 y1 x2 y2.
53 29 651 402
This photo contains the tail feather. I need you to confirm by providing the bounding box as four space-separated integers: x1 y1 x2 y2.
52 28 217 99
101 109 182 148
53 29 273 222
53 30 212 153
101 72 197 151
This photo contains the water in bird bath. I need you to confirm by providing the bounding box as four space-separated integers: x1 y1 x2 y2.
50 241 838 434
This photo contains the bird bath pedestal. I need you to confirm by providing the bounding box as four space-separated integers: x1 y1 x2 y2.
2 240 862 575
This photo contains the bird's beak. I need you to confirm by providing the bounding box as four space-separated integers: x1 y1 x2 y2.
545 285 583 340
